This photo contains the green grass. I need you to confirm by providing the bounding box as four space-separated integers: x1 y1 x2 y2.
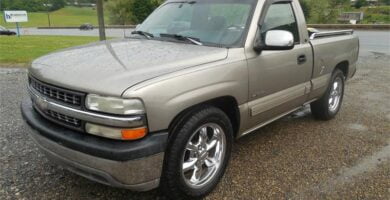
0 35 99 66
359 6 390 24
344 6 390 24
0 6 109 28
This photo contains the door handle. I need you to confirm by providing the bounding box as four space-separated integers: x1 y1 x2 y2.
297 55 307 65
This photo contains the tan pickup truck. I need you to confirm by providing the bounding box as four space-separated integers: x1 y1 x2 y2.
21 0 359 199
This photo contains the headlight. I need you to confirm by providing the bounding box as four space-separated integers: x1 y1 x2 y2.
86 94 145 115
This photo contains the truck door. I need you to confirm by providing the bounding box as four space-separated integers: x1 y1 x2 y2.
245 0 313 128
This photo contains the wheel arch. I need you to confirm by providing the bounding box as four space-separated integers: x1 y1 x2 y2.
334 61 349 79
168 96 241 139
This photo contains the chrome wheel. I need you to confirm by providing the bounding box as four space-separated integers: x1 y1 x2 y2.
328 77 343 113
181 123 226 188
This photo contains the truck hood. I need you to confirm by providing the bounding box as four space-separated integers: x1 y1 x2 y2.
30 38 228 96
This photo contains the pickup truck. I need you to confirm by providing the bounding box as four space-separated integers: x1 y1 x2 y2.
21 0 359 199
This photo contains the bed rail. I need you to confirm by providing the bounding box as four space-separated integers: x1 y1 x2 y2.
310 29 354 40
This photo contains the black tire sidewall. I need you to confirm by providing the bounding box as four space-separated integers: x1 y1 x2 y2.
161 106 233 199
310 69 346 120
323 70 345 117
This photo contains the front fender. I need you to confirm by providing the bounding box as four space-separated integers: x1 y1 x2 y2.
122 55 248 132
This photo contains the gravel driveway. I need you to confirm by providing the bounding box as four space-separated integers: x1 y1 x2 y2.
0 53 389 199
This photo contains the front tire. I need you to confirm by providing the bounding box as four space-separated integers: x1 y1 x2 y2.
160 106 233 199
311 69 345 120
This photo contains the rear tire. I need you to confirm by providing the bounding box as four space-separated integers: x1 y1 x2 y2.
160 106 233 199
311 69 345 120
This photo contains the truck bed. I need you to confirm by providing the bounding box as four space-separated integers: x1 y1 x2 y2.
309 30 359 80
307 29 359 99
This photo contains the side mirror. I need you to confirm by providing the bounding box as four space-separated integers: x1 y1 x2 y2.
254 30 295 52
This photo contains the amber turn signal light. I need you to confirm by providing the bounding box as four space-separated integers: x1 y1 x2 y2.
121 127 148 140
86 123 148 140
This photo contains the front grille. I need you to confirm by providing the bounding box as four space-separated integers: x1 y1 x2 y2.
46 110 82 127
29 77 84 107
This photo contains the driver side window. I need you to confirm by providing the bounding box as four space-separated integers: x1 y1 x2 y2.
261 3 300 43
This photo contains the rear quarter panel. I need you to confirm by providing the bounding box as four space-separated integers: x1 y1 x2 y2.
309 35 359 99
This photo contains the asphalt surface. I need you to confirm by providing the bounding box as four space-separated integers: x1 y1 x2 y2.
354 30 390 56
1 38 390 199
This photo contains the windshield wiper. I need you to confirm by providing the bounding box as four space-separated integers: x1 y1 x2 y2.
131 30 154 39
160 33 203 46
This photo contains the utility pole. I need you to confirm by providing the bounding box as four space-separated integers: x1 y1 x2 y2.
96 0 106 41
46 1 51 27
47 12 51 27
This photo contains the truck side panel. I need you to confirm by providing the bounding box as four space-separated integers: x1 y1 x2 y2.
309 35 359 99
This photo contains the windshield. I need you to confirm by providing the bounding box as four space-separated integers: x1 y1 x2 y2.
136 0 257 47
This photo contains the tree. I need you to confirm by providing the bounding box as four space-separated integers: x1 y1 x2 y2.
106 0 161 25
380 0 390 5
106 0 136 25
0 0 65 12
299 0 311 20
49 0 67 11
354 0 368 9
4 0 46 12
303 0 349 24
131 0 155 23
